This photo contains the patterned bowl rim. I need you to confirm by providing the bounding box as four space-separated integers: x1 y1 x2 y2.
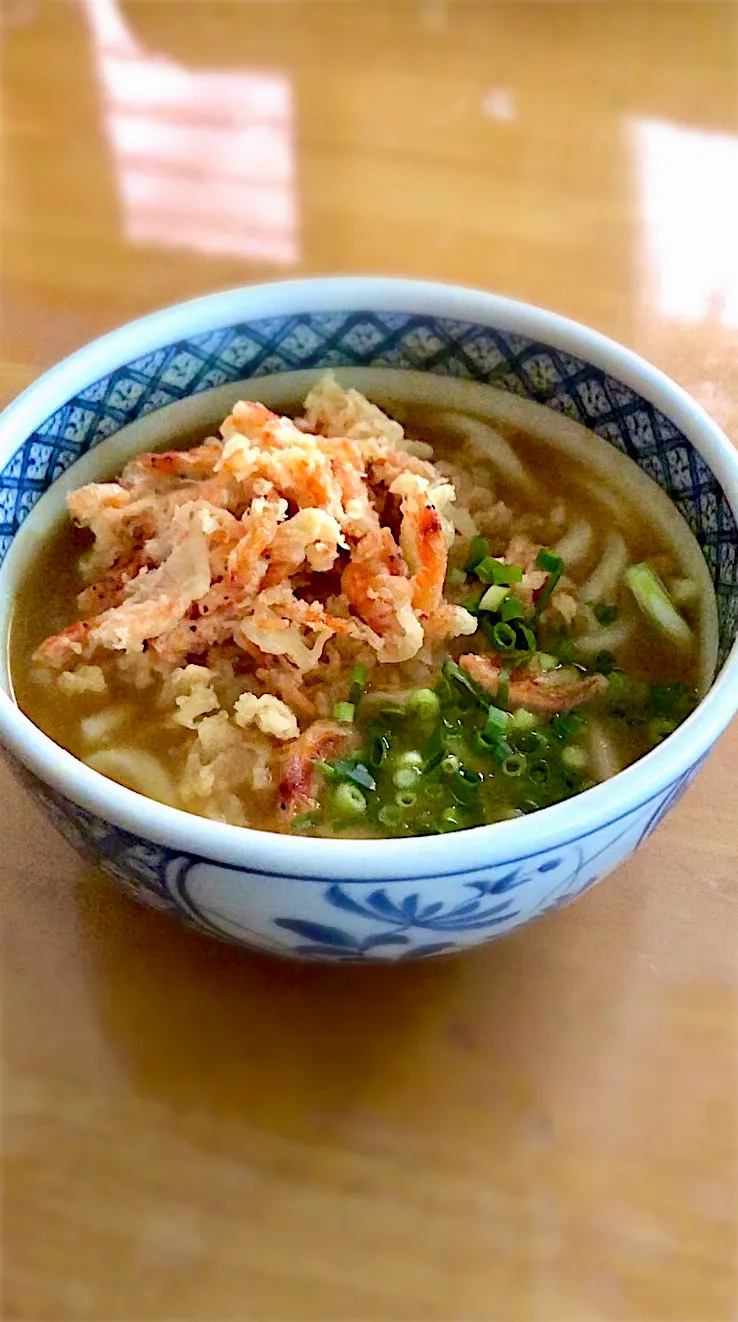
1 276 737 880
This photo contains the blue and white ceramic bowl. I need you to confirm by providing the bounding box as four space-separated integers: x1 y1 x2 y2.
1 278 737 961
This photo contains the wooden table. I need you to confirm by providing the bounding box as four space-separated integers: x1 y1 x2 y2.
2 4 737 1318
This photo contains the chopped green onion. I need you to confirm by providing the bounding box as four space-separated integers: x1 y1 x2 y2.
393 765 422 790
606 670 630 706
514 729 547 754
290 812 318 833
550 711 584 741
378 804 403 829
595 650 616 674
461 589 485 614
514 623 537 654
368 732 390 768
476 556 524 586
528 760 550 785
478 584 507 613
377 701 406 718
536 548 564 575
446 566 467 587
500 595 526 622
441 753 460 775
625 561 692 649
501 753 527 777
442 659 487 706
395 790 417 809
472 731 494 756
395 750 424 769
554 632 575 665
534 548 565 619
562 745 588 771
465 536 490 572
348 663 368 706
479 615 499 647
493 620 518 651
316 758 376 792
331 783 367 817
332 701 355 723
484 705 510 738
497 663 511 709
512 708 538 731
490 736 513 764
536 652 559 672
648 716 677 744
593 603 618 626
411 688 440 721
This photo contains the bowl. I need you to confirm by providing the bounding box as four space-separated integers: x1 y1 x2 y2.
1 278 737 961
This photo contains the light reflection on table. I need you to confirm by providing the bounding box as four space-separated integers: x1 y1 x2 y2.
86 0 298 265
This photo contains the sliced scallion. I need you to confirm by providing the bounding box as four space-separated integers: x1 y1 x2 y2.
534 548 565 618
332 701 355 723
442 659 487 706
476 556 524 586
561 745 588 771
348 663 368 707
331 783 367 817
290 812 318 833
536 652 559 672
500 595 526 622
411 688 440 721
393 765 422 790
484 705 510 738
648 716 677 744
478 584 507 613
625 561 692 649
378 804 403 829
446 566 467 587
497 663 511 709
465 536 490 572
316 758 376 792
515 623 537 653
536 548 564 575
492 620 517 651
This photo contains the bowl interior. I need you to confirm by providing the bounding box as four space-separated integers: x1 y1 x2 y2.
2 309 737 668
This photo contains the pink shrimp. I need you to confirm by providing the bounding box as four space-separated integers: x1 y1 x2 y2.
277 719 355 820
122 443 224 488
33 620 93 670
76 550 148 617
459 654 607 714
318 437 380 537
262 508 344 586
341 528 410 635
153 498 286 660
247 587 379 649
400 498 447 615
367 448 437 488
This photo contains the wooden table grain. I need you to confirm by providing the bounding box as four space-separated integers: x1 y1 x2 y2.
2 3 737 1319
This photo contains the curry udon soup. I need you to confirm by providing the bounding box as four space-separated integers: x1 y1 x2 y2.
10 369 717 839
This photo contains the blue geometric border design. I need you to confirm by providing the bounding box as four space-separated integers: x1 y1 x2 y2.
2 310 737 665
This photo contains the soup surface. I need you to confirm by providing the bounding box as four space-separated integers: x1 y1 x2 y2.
11 371 713 837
